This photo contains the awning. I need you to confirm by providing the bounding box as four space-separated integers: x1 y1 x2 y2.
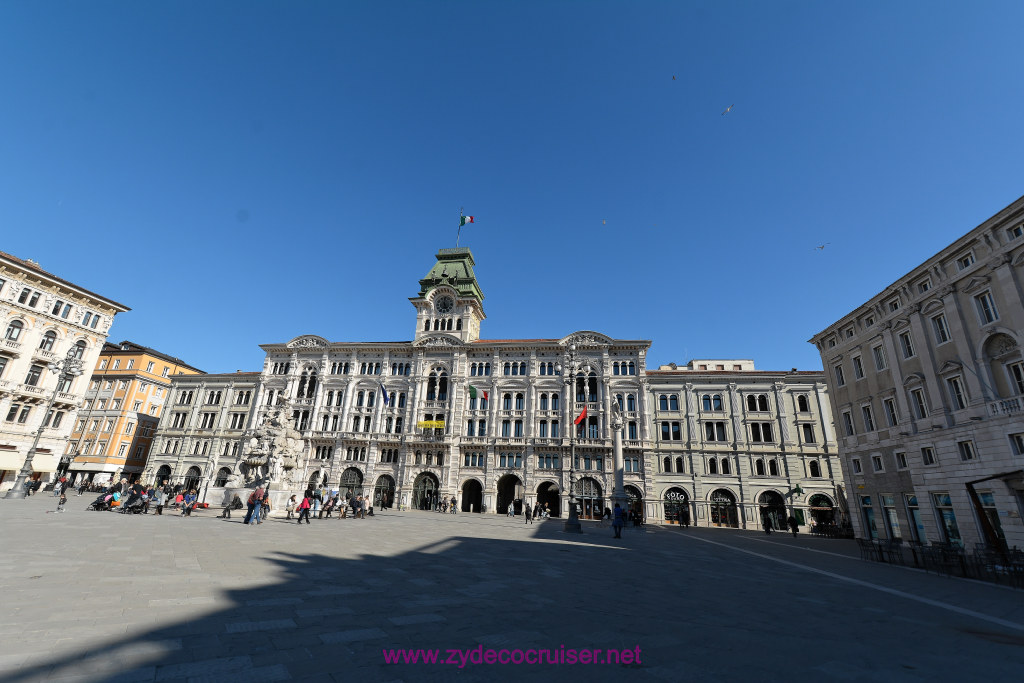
67 462 121 473
0 452 59 473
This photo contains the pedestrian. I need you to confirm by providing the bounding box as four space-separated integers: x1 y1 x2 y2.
153 487 166 515
524 504 533 525
763 517 773 535
56 491 67 513
260 492 271 523
612 503 625 538
507 501 515 518
297 495 312 525
312 488 322 519
450 495 457 514
244 486 264 525
286 494 297 520
788 515 799 538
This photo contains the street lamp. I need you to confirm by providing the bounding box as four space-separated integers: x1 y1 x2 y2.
5 347 85 499
556 344 590 534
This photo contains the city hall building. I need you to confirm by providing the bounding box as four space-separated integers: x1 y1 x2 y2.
145 248 843 527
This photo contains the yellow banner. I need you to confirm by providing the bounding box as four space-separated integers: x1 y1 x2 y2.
417 420 446 429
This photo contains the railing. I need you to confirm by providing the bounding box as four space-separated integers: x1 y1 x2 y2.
56 391 77 402
3 339 22 353
19 384 44 396
422 400 448 409
989 398 1022 416
34 348 56 361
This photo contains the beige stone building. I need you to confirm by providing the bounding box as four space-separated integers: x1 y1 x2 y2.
0 252 129 490
810 194 1024 550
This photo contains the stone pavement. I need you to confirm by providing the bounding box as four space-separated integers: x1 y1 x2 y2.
0 495 1022 682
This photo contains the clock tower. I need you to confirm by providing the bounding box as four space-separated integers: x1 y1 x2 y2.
411 248 486 343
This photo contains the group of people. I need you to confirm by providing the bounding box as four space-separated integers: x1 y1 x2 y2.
509 501 552 523
763 515 801 537
434 496 458 514
288 487 376 524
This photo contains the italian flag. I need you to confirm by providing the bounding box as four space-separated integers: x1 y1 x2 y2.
574 406 587 425
460 215 474 226
468 385 488 401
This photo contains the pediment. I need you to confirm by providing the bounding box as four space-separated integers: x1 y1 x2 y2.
892 318 911 331
921 298 945 315
287 335 330 349
937 360 962 375
1012 250 1024 267
560 330 613 347
414 334 464 348
961 275 991 294
902 372 926 387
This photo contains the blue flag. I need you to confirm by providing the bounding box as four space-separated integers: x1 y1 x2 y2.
380 383 390 406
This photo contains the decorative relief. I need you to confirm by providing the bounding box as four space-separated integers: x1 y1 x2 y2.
287 336 329 349
416 335 462 348
987 253 1011 271
986 333 1018 357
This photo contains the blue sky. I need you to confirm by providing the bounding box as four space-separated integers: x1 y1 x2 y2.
2 1 1023 374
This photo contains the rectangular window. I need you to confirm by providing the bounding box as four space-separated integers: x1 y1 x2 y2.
975 291 999 324
24 364 43 386
124 422 135 434
834 364 845 386
127 359 134 369
921 446 936 465
861 405 875 432
957 440 976 461
851 458 862 474
1008 224 1024 240
841 410 855 436
133 400 142 411
802 424 816 443
146 361 155 372
895 452 908 469
883 398 898 427
917 279 931 294
946 376 967 411
899 332 915 359
872 455 884 472
910 389 928 419
956 253 975 270
1008 362 1024 395
1011 433 1024 456
932 314 950 344
888 298 901 312
872 345 887 371
852 356 864 380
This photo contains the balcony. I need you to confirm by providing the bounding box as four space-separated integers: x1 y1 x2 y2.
422 399 448 410
3 339 22 354
18 383 45 397
989 398 1022 416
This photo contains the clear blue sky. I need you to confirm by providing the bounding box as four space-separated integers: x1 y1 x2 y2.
3 1 1023 374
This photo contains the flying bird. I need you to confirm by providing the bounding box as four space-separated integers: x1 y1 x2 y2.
721 104 734 115
672 75 677 80
815 243 830 251
602 220 607 225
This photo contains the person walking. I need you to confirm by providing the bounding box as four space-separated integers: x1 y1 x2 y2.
56 491 67 513
244 486 264 525
297 495 312 525
259 491 271 523
286 494 297 520
524 504 533 525
507 501 515 518
788 515 799 538
450 495 457 514
153 487 166 515
612 503 625 538
762 516 773 535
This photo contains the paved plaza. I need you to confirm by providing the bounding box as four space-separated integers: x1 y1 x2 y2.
0 496 1022 682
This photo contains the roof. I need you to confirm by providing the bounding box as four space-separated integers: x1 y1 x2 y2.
100 341 205 374
0 251 131 311
646 370 823 377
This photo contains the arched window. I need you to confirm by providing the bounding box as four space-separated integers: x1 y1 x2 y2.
551 393 559 410
747 395 758 411
457 319 462 330
809 460 821 478
214 467 232 486
470 364 477 376
519 362 527 375
367 392 375 407
721 458 731 475
503 363 511 376
515 393 524 410
613 362 620 375
703 394 712 411
712 394 723 410
539 394 548 410
5 320 23 341
769 459 780 476
626 394 636 411
797 395 810 412
39 330 56 351
438 372 449 400
708 458 718 475
356 391 364 407
587 372 598 402
73 340 87 359
575 373 586 402
675 456 684 473
659 395 668 410
424 319 430 331
616 394 624 410
663 456 672 472
426 373 437 400
669 395 679 411
502 393 512 410
755 459 765 476
398 393 406 408
758 395 769 411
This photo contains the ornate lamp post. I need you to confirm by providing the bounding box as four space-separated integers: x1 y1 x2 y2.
556 344 590 534
5 347 85 499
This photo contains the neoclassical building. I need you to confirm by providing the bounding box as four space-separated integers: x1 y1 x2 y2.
810 194 1024 549
146 247 843 525
0 252 129 490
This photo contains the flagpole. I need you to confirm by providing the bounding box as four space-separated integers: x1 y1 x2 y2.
456 207 463 247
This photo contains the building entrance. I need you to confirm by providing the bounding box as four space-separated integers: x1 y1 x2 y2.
497 474 522 514
759 490 787 531
373 474 395 509
536 482 560 517
412 472 439 510
709 489 739 527
461 479 483 512
574 477 603 520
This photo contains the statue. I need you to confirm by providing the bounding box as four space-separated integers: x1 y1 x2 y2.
241 399 308 487
610 399 624 431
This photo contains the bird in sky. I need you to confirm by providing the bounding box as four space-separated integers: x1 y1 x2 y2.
602 219 607 225
815 243 830 251
672 75 677 80
721 104 734 115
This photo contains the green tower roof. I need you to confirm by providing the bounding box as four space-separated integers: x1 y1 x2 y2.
418 248 485 301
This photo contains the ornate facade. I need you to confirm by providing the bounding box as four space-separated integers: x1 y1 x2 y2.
0 252 129 490
146 247 843 525
810 194 1024 549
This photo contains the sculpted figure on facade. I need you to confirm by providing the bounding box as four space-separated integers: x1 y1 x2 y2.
243 399 307 486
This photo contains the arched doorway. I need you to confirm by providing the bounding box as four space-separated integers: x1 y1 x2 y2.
155 465 172 486
709 488 739 528
759 490 788 531
461 479 483 513
536 482 561 517
183 466 201 492
340 468 364 500
808 493 835 527
214 467 232 486
574 477 603 520
307 470 321 491
625 485 643 520
373 474 395 509
412 472 439 510
663 487 690 525
496 474 522 514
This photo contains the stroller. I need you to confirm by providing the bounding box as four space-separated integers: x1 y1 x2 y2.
120 494 147 514
87 493 114 511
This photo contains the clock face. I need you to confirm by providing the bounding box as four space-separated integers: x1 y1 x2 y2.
435 295 455 314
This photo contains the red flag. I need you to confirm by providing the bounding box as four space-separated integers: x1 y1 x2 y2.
574 406 587 425
483 391 489 402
